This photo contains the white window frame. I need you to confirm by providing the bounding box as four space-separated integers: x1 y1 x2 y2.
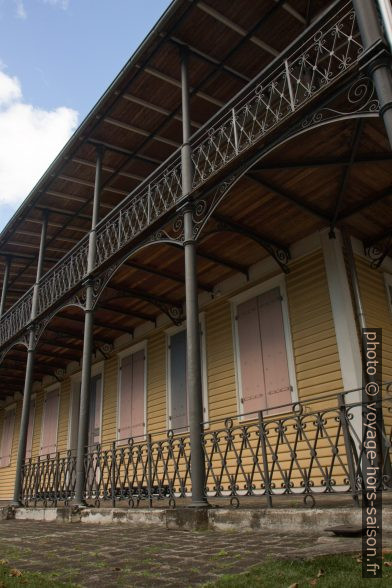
40 383 61 456
384 273 392 315
116 340 148 441
165 314 209 430
68 361 104 449
0 403 16 469
230 275 298 418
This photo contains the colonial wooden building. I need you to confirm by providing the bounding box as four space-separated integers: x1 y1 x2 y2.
0 0 391 508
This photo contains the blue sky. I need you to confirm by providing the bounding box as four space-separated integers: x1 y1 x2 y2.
0 0 171 230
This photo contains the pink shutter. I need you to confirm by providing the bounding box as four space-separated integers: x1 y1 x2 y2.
40 389 59 456
237 297 266 414
25 398 36 460
258 287 291 410
0 408 16 467
131 350 145 438
118 355 133 440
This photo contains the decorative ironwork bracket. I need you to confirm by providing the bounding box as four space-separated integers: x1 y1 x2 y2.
202 215 290 274
365 230 392 268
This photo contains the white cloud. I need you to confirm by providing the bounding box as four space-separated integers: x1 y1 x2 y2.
0 66 78 211
42 0 69 9
11 0 70 20
14 0 26 19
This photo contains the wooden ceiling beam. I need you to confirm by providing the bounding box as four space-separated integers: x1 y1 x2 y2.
197 250 248 276
254 153 392 171
167 37 251 84
123 260 213 292
57 312 131 334
247 173 330 221
97 303 154 323
364 228 392 248
197 2 279 57
338 186 392 220
104 117 180 148
87 139 161 165
142 66 223 107
72 157 144 182
58 174 127 197
122 93 202 129
105 284 182 311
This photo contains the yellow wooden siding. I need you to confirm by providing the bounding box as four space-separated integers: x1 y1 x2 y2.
147 332 166 433
0 248 350 496
0 399 22 500
57 382 70 454
101 356 118 445
205 301 237 421
287 250 343 399
356 257 392 382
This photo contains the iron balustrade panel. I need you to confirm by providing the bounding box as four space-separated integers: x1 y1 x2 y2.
21 451 76 506
203 405 354 501
0 2 362 353
0 290 33 347
94 158 182 268
84 430 191 507
36 241 90 317
191 3 362 188
19 385 392 507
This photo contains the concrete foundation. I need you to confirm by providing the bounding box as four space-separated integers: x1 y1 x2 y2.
1 505 391 532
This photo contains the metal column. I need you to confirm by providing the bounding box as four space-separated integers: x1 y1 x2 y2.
0 256 11 318
12 212 48 505
353 0 392 149
73 147 103 506
181 48 207 506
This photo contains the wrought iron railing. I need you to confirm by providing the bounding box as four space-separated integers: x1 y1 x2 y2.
0 2 362 354
20 384 392 507
21 450 76 507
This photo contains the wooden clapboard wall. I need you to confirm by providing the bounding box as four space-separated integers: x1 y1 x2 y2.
0 248 346 498
355 256 392 381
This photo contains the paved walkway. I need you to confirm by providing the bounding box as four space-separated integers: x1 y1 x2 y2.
1 520 391 587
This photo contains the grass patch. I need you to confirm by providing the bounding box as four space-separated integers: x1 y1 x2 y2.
203 553 392 587
0 563 79 587
210 549 229 561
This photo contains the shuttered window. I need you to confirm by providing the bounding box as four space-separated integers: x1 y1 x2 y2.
25 398 36 460
236 287 292 415
118 349 145 440
0 407 16 468
40 389 60 456
169 330 188 431
89 375 102 447
168 325 207 430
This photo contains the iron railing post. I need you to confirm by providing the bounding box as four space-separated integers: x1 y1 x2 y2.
284 59 295 111
54 452 60 506
111 441 116 507
12 211 48 506
181 46 208 507
232 108 239 154
258 411 272 508
147 434 153 508
34 456 40 507
338 394 360 506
